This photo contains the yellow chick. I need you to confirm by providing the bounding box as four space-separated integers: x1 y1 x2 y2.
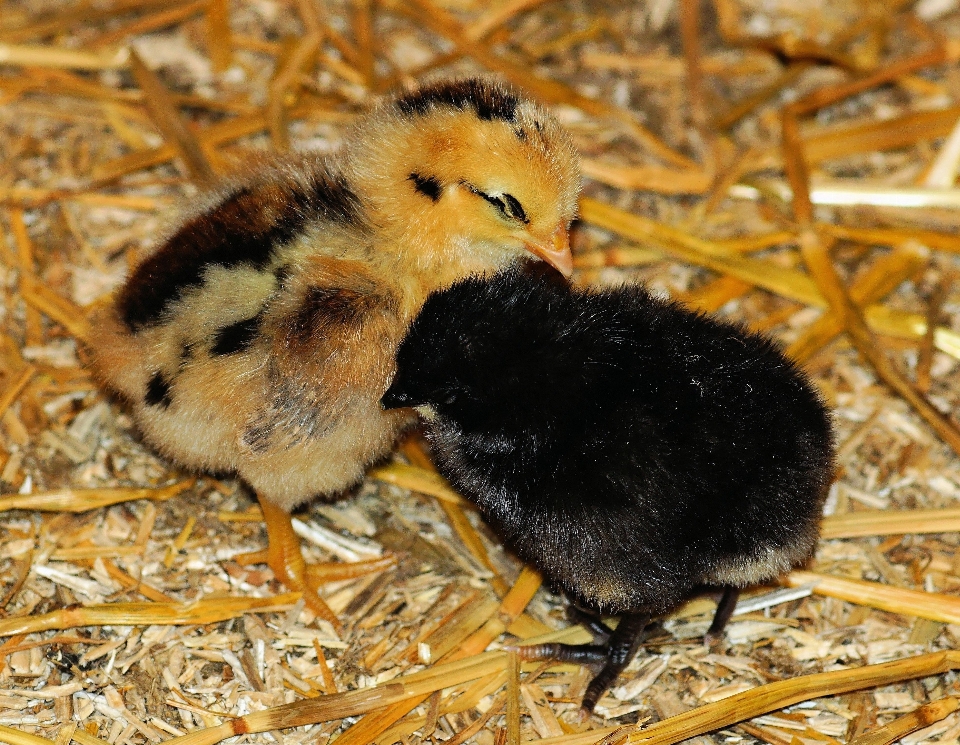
89 78 581 627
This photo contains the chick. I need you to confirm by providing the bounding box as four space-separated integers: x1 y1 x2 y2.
89 79 581 627
382 267 834 713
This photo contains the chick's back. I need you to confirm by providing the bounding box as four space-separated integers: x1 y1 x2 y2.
387 268 835 616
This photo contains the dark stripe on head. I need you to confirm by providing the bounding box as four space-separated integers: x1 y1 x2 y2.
145 372 172 408
395 79 519 123
409 173 442 201
119 173 363 332
211 313 263 355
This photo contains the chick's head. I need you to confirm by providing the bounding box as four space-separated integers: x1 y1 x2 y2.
345 78 580 288
382 268 584 440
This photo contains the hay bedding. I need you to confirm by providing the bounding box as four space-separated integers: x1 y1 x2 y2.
2 0 960 743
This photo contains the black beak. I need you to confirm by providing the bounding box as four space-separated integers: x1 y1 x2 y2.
381 382 412 410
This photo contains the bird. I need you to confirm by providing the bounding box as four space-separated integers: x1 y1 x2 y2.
88 78 581 628
381 266 835 714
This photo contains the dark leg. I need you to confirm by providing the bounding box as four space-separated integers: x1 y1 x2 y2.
580 613 649 716
704 586 740 645
567 605 613 641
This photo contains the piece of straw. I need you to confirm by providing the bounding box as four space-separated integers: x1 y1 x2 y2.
0 479 195 513
0 724 57 745
782 106 960 457
128 49 216 184
785 571 960 624
91 1 208 49
0 365 36 422
506 649 520 745
822 507 960 539
369 462 469 506
0 593 301 638
627 651 960 744
0 43 129 69
849 696 959 745
580 160 713 194
205 0 232 72
267 0 322 150
786 241 927 363
334 567 543 745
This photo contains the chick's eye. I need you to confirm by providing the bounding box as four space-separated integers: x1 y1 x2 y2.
465 183 529 224
500 194 528 223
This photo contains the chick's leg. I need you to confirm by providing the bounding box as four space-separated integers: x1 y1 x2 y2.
704 586 739 646
513 612 650 716
257 495 343 632
580 613 649 716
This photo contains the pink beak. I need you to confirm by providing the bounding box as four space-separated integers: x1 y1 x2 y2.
524 224 573 277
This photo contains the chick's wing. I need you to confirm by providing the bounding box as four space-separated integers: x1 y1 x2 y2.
240 256 406 455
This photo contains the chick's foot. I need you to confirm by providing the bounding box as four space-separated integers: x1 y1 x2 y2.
255 495 343 633
513 612 651 717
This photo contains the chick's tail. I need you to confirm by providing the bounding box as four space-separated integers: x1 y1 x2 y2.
85 303 153 403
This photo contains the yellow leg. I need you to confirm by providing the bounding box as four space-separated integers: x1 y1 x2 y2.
257 494 343 633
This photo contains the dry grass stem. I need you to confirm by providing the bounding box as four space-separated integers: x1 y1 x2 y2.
92 102 350 183
127 49 216 184
581 161 713 194
466 0 551 40
628 651 960 744
0 479 194 513
849 696 959 745
266 2 323 151
334 567 543 744
506 649 520 745
798 229 960 455
20 277 91 343
204 0 232 72
791 48 950 116
582 198 960 359
822 508 960 538
0 365 36 420
0 593 302 638
786 571 960 623
786 242 927 363
0 0 181 43
0 44 128 69
0 186 163 210
0 724 57 745
817 224 960 255
90 1 208 49
369 462 469 506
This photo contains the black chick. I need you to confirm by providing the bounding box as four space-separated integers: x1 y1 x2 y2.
382 266 834 715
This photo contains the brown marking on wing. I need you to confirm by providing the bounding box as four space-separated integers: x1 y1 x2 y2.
239 257 404 454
